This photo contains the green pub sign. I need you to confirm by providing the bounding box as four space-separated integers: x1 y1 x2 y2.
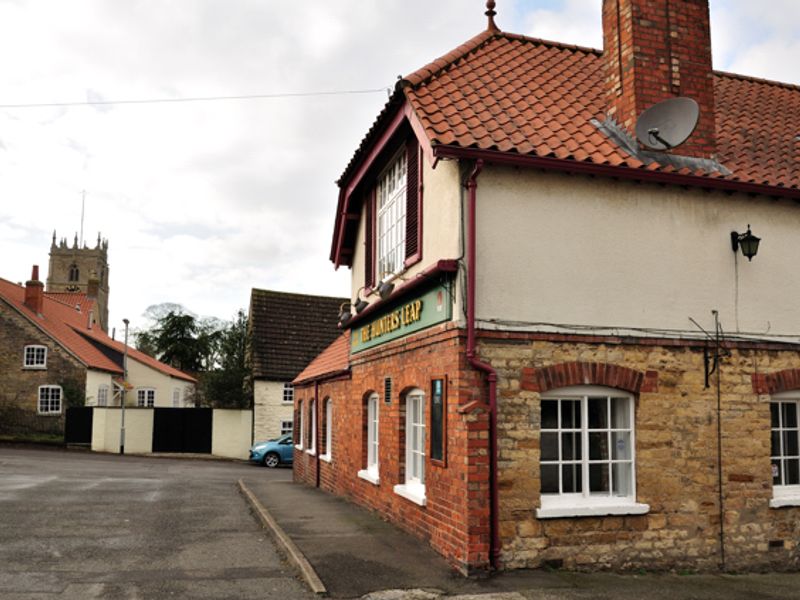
351 284 452 353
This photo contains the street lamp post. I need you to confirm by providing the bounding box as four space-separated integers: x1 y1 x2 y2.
121 318 129 455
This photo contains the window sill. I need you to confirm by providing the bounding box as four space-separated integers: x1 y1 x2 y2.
295 444 303 451
394 484 427 507
23 366 47 370
357 469 380 485
305 449 316 456
320 454 332 463
536 503 649 519
770 496 800 509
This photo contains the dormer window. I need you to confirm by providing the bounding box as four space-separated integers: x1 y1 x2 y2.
377 149 408 278
68 264 79 282
365 140 421 288
23 345 47 369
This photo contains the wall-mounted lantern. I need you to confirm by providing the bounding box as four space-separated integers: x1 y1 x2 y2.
731 225 761 262
353 286 369 313
338 302 353 327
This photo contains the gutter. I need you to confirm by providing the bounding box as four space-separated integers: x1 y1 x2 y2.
437 145 800 202
315 380 321 489
465 160 501 570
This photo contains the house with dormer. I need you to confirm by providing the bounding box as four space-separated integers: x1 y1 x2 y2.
292 0 800 575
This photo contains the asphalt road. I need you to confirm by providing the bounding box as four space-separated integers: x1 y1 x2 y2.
0 446 314 600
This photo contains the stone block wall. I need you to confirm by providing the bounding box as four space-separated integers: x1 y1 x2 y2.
479 331 800 571
0 299 85 437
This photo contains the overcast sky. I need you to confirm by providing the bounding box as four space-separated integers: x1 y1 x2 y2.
1 0 797 333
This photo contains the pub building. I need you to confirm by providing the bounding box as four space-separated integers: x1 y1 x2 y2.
292 1 800 574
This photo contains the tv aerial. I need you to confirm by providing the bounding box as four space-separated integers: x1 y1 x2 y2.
635 97 699 151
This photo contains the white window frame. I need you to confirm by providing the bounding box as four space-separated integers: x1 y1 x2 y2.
282 383 294 404
38 385 62 415
296 400 305 449
770 392 800 508
97 384 109 407
376 149 407 279
537 386 649 519
172 387 181 407
321 398 333 462
394 388 427 506
307 399 317 455
358 393 380 485
280 420 294 436
23 345 47 369
136 388 156 408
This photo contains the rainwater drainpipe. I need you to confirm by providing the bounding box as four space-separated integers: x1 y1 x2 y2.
315 380 321 489
465 160 500 570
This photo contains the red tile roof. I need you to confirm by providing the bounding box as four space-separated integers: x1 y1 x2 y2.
402 31 799 189
46 292 96 314
332 29 799 267
340 30 799 192
0 277 195 382
293 333 350 385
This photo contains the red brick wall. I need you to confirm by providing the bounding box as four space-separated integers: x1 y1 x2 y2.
602 0 716 157
294 323 492 574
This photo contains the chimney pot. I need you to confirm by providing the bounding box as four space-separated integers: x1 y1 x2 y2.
24 264 44 316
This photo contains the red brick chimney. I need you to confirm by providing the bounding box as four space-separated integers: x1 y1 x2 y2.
603 0 716 158
24 265 44 315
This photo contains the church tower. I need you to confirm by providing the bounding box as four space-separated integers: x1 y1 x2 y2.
46 231 110 331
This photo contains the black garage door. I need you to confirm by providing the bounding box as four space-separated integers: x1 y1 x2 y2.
64 407 93 445
152 408 212 453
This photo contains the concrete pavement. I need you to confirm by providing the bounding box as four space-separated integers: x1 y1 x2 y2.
241 470 800 600
4 445 800 599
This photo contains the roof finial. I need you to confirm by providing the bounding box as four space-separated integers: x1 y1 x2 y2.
485 0 499 32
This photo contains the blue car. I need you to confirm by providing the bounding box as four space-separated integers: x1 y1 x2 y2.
249 433 294 468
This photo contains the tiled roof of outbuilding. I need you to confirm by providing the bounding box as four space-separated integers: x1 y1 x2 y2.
248 289 348 381
341 30 800 191
293 332 350 385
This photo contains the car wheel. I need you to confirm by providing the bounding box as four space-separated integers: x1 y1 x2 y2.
263 452 280 468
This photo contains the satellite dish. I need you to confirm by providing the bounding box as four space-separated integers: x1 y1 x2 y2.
635 97 699 151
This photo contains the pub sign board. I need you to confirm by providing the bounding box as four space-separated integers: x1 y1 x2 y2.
351 284 452 354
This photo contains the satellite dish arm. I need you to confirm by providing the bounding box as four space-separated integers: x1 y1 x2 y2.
647 128 673 150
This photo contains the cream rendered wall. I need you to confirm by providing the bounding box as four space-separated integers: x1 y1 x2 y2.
91 408 107 451
212 409 253 459
475 167 800 337
349 155 463 314
124 357 195 408
90 408 153 454
253 380 293 441
84 369 113 406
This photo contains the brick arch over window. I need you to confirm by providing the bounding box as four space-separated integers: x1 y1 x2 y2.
521 362 658 394
752 369 800 395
